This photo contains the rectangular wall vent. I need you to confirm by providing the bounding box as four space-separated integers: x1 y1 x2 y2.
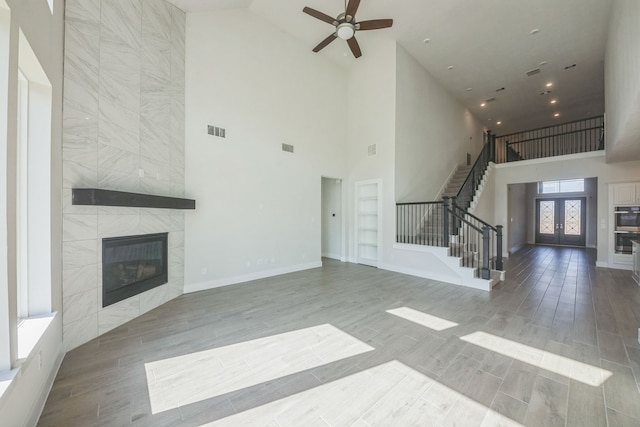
368 144 377 156
526 68 541 76
282 143 294 153
207 125 226 138
484 97 496 103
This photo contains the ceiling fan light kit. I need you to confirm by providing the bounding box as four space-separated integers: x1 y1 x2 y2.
303 0 393 58
336 23 355 40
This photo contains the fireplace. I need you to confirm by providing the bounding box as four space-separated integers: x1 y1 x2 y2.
102 233 168 307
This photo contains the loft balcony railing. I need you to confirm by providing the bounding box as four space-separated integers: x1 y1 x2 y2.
495 115 604 163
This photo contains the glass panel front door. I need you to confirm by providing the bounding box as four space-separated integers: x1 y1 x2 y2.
535 198 586 246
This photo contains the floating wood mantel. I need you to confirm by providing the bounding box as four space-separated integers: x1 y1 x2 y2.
72 188 196 210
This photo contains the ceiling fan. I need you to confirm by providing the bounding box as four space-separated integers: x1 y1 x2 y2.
303 0 393 58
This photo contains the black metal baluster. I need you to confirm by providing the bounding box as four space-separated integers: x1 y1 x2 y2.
496 225 503 271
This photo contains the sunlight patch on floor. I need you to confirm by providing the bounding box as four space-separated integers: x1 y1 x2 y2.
461 331 611 386
386 307 458 331
144 324 374 414
198 360 523 427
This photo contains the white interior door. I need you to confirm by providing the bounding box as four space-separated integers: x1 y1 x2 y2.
321 177 342 260
355 180 381 267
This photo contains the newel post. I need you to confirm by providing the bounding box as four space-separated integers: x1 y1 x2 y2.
442 197 450 248
496 225 504 271
487 130 495 163
481 226 490 280
450 197 459 236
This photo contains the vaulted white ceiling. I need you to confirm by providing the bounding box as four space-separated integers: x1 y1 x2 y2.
169 0 613 136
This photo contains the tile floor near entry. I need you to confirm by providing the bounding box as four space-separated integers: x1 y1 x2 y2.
38 246 640 426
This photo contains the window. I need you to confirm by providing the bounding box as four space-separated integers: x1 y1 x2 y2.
16 69 28 320
15 29 53 359
539 179 585 194
0 0 11 372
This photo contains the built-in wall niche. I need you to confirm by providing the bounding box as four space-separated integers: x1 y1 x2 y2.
355 179 382 267
102 233 168 307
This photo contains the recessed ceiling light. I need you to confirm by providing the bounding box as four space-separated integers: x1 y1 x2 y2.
497 121 502 125
447 65 454 70
496 87 506 92
564 64 577 70
539 61 547 66
554 113 560 117
530 28 540 35
466 87 472 92
480 103 486 107
546 82 553 87
423 38 431 44
550 99 557 104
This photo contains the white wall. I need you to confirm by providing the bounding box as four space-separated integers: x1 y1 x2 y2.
605 0 640 162
395 46 484 202
343 34 396 266
321 178 342 260
507 183 527 253
525 183 538 244
492 153 640 265
184 9 348 292
0 0 64 425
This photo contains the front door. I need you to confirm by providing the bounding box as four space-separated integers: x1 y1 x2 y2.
535 198 586 246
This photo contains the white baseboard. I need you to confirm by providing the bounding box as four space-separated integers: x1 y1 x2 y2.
378 262 461 285
184 261 322 294
27 349 64 427
321 252 342 260
378 264 460 285
379 262 491 291
509 243 524 254
595 261 609 268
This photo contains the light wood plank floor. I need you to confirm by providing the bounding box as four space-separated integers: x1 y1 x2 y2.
38 246 640 426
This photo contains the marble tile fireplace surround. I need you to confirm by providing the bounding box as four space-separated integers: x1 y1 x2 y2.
62 0 186 351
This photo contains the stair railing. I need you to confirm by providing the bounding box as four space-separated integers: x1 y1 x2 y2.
396 198 504 280
396 201 446 247
450 197 503 272
455 132 495 212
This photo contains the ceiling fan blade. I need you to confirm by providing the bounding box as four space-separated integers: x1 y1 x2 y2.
313 33 338 52
303 7 337 25
357 19 393 31
345 0 361 20
347 36 362 58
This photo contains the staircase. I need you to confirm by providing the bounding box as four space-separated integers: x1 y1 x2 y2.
441 165 473 198
396 136 504 290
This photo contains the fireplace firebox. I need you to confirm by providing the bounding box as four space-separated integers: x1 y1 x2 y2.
102 233 168 307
